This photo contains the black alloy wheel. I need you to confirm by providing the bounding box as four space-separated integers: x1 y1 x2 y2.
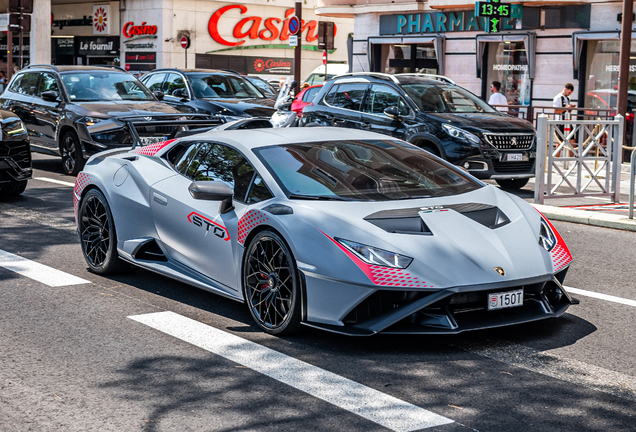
78 189 127 274
496 178 530 190
243 230 302 335
61 130 85 176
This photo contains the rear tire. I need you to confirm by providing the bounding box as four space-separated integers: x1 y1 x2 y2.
60 130 85 176
0 180 27 196
78 189 128 274
496 178 530 190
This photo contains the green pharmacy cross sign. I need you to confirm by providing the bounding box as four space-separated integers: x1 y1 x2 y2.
476 0 511 33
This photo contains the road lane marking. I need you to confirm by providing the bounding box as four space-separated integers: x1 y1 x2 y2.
0 249 90 287
33 177 75 187
565 286 636 308
129 311 454 432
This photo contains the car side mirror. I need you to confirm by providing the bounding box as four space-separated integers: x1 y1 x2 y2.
172 88 189 100
188 181 234 214
384 106 401 119
41 90 59 102
154 91 164 101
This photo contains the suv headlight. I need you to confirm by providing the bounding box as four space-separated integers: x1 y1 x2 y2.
82 116 105 126
539 218 557 251
442 124 481 145
4 120 26 135
336 238 413 269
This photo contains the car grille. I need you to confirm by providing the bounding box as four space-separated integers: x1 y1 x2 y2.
492 160 535 173
482 133 534 150
135 125 179 135
0 140 31 169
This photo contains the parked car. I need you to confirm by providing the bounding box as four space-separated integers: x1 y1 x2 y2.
245 76 278 99
0 65 187 175
74 127 574 335
300 73 537 189
0 110 30 196
140 69 276 120
303 64 350 86
291 84 322 117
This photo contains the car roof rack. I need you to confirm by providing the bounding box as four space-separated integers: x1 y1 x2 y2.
23 64 60 71
332 72 399 84
396 73 456 85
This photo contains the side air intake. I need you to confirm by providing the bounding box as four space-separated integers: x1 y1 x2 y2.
132 239 168 262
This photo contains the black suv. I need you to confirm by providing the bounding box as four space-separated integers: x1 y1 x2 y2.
1 65 186 175
140 69 276 120
0 110 30 196
300 73 537 189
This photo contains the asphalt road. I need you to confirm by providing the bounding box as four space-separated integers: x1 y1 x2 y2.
1 154 635 432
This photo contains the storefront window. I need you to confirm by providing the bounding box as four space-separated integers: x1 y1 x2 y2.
585 40 636 111
486 41 530 107
379 44 437 74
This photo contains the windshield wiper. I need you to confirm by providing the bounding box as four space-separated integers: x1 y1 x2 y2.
289 194 354 201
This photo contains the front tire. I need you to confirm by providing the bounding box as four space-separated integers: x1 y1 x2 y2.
78 189 127 274
60 130 85 176
496 178 530 190
243 230 302 335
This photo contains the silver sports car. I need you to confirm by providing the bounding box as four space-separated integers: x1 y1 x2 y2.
74 127 575 336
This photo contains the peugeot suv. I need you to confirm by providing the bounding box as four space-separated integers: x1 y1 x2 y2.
0 65 186 175
300 73 537 189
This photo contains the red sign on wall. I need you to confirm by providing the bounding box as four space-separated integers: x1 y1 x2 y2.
208 5 337 47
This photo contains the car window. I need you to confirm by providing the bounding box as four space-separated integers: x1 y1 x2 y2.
302 87 320 103
60 72 154 102
174 142 259 203
186 73 263 99
325 83 367 111
255 139 482 201
142 73 166 92
368 84 409 116
164 73 188 96
247 77 275 98
247 173 273 204
37 73 59 96
401 82 495 114
13 72 40 96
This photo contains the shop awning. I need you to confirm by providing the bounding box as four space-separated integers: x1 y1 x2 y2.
368 35 446 75
476 33 536 79
571 31 625 80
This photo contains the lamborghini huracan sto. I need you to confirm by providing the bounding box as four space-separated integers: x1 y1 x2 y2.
74 127 575 335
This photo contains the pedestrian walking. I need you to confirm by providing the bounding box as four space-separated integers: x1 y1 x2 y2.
488 81 507 111
553 83 576 144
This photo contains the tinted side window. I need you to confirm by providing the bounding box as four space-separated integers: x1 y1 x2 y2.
37 73 59 96
247 174 273 204
142 73 166 92
15 73 40 96
302 87 320 103
8 74 24 92
174 142 255 203
326 83 367 111
368 84 409 116
164 73 187 96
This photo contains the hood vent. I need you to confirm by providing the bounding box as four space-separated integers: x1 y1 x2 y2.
365 202 509 232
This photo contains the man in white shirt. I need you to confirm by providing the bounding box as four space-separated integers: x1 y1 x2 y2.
552 83 575 120
488 81 507 111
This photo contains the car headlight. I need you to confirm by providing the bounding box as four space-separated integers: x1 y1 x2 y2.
4 120 26 135
442 124 481 145
539 218 557 251
336 238 413 269
82 116 105 126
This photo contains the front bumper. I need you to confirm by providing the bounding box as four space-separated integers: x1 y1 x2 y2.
0 139 32 184
302 269 573 336
463 153 536 180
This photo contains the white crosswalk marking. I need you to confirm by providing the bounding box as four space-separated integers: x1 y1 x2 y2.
565 286 636 308
0 249 90 287
129 311 454 432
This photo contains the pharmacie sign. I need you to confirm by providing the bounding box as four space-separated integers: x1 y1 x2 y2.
379 7 520 35
208 5 336 48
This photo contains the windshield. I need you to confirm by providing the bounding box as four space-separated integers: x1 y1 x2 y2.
186 73 264 99
61 72 154 102
246 77 276 98
402 82 496 114
255 140 481 201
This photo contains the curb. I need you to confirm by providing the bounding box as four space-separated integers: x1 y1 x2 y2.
533 204 636 232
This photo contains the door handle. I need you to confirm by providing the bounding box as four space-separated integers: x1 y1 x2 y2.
153 192 168 206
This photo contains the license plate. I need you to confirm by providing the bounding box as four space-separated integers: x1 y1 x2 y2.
488 289 523 311
506 153 523 161
140 136 168 146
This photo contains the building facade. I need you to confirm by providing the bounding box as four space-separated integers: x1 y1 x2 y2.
316 0 636 110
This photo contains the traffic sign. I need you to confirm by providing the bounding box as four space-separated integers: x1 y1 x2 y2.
288 16 300 35
322 50 327 65
289 35 298 47
180 36 191 49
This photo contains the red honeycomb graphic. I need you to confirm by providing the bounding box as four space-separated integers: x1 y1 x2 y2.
320 230 430 288
133 139 177 156
237 210 269 245
73 172 92 226
550 243 572 272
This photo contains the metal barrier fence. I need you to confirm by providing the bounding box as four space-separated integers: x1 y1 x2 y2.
533 114 624 205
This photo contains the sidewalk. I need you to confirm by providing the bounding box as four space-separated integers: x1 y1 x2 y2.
496 162 636 232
